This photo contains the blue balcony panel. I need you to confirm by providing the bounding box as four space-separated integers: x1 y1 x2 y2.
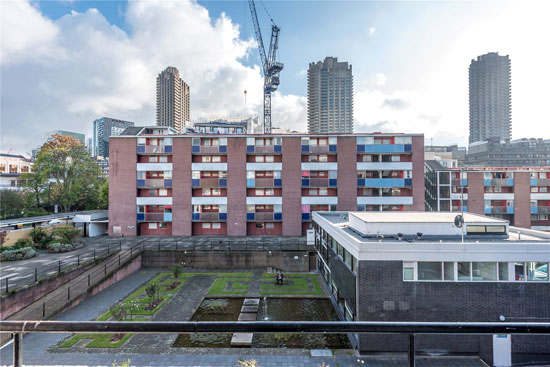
329 145 337 153
247 145 255 153
507 207 514 214
219 178 227 187
219 145 227 153
247 213 255 221
164 213 172 222
531 178 538 186
274 145 282 153
484 208 491 214
461 179 468 187
364 178 405 188
301 213 310 221
484 179 491 186
357 178 365 187
192 179 200 187
247 179 255 188
164 146 172 153
531 207 538 214
372 144 404 153
192 146 200 153
302 178 310 187
329 179 338 187
506 178 514 186
137 213 145 221
137 179 146 187
301 145 309 153
137 146 145 153
404 144 412 152
219 213 227 221
357 145 365 153
405 178 412 187
274 178 282 187
164 179 172 188
192 213 200 221
274 213 282 221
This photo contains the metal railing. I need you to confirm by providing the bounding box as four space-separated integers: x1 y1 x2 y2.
2 320 549 367
1 238 310 294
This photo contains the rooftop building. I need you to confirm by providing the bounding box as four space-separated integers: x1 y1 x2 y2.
190 116 261 135
312 210 550 361
0 153 32 191
156 66 190 134
92 117 135 158
467 137 550 166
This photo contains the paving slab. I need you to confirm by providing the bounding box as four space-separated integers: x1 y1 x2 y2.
238 313 257 321
241 305 259 313
230 333 253 347
310 349 333 357
243 298 259 306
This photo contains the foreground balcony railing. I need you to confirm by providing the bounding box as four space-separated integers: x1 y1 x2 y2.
2 320 549 367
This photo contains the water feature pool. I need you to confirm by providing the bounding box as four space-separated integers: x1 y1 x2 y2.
172 297 351 349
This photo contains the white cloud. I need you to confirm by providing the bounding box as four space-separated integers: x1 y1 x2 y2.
368 27 375 37
0 0 274 152
296 69 307 79
271 92 307 132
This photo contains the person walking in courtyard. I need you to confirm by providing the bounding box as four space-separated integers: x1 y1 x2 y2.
277 271 283 285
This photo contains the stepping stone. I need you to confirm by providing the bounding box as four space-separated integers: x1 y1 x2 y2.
231 333 253 347
310 349 333 357
243 298 259 306
241 305 259 313
238 313 256 321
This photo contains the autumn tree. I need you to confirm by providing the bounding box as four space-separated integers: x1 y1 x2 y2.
32 134 102 212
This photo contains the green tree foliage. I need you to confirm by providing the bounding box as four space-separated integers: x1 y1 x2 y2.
32 134 102 212
20 169 48 211
0 189 26 219
30 227 52 247
53 225 81 244
99 179 109 209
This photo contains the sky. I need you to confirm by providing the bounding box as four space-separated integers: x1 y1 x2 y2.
1 0 549 155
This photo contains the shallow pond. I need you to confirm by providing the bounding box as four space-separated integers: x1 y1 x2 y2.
173 298 351 349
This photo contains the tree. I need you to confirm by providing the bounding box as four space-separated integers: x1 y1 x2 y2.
20 170 48 211
0 189 26 219
99 179 109 209
32 134 101 212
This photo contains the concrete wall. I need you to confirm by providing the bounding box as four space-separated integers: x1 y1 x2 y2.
109 138 137 236
172 138 192 235
356 261 550 355
337 136 357 211
227 138 247 236
282 138 302 236
142 250 311 272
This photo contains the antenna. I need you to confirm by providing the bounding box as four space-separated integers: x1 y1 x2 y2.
244 90 247 116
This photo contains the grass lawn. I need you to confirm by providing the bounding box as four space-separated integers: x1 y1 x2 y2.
260 273 323 296
208 278 251 295
60 333 132 348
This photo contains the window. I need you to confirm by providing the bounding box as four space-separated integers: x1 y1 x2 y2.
212 223 221 229
149 156 158 163
309 189 318 195
202 223 211 229
458 262 471 281
265 188 274 196
255 156 264 162
159 223 167 229
149 189 157 196
148 223 158 229
527 262 548 281
467 225 486 234
319 188 328 196
515 262 525 281
498 262 509 281
159 156 168 163
266 223 274 229
418 262 442 281
265 155 274 163
472 262 497 281
203 156 212 162
444 262 454 280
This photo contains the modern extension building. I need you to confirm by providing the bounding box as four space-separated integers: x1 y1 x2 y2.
425 160 550 231
92 117 135 158
469 52 511 144
467 137 550 167
108 128 424 237
156 66 190 134
307 57 353 134
46 130 85 145
312 211 550 364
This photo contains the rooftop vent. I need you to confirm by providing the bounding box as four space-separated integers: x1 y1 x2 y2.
416 232 423 240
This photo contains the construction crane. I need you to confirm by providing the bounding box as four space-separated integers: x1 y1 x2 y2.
248 0 283 134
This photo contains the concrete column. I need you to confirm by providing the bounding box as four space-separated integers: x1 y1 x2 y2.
337 136 357 211
172 138 192 236
282 137 302 236
108 138 137 236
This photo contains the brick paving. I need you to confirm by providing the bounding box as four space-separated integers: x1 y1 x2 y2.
0 268 489 366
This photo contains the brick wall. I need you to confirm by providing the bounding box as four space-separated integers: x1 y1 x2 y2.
109 138 137 236
337 136 357 211
172 139 192 235
227 138 247 236
514 172 531 228
282 137 302 236
468 172 485 215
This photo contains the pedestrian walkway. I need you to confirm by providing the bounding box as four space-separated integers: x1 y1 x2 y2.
0 268 487 367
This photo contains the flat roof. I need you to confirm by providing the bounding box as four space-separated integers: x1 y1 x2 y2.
349 212 506 224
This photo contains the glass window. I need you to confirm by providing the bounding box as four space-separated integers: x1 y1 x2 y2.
212 223 221 229
159 156 168 163
472 262 497 281
319 188 328 196
265 188 274 196
192 171 200 179
137 137 146 145
498 262 509 281
164 171 172 179
159 189 167 196
255 156 264 162
528 262 549 281
192 138 200 146
255 189 264 195
202 223 211 229
486 226 506 233
149 223 158 229
266 223 275 229
458 262 471 281
467 225 486 234
418 262 442 280
444 262 454 280
149 156 158 163
515 262 526 281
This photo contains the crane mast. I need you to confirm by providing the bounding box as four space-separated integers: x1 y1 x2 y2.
248 0 283 134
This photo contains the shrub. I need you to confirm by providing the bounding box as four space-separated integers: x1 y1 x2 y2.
0 246 36 261
145 283 159 309
110 304 130 321
171 264 183 282
30 227 52 247
14 237 33 248
53 225 81 244
47 242 74 253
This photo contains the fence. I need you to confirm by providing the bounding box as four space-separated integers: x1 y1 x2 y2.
2 320 549 367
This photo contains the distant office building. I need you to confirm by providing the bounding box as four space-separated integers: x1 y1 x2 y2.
424 144 466 168
467 137 550 167
93 117 135 158
0 153 32 190
469 52 511 144
47 130 85 145
308 57 353 134
93 156 109 178
425 160 550 230
156 66 190 134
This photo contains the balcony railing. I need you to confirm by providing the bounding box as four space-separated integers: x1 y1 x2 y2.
192 178 227 188
357 178 412 188
452 206 468 212
531 207 550 214
531 178 550 186
357 144 411 153
302 178 337 187
137 145 172 154
137 179 172 188
484 178 514 186
137 213 172 222
451 179 468 187
247 212 282 221
485 206 514 215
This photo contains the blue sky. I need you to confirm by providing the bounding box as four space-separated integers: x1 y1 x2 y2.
2 0 549 154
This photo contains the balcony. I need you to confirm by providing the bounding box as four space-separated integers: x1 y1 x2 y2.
357 178 411 188
302 145 337 154
248 177 281 188
192 178 227 188
192 145 227 154
302 178 337 187
357 144 411 153
451 179 468 187
531 178 550 186
246 212 282 221
484 178 514 186
451 206 468 212
192 212 226 221
137 179 172 188
137 213 172 222
137 145 172 154
484 206 514 215
531 207 550 214
247 145 281 154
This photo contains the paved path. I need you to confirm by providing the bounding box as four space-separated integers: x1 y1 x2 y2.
0 268 488 367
